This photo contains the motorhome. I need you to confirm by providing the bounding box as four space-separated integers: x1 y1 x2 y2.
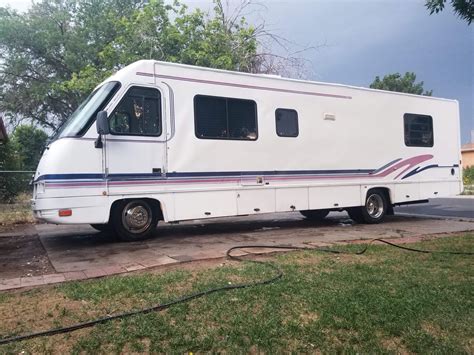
31 60 462 241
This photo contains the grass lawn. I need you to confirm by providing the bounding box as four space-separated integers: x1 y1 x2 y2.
0 193 35 230
0 235 473 354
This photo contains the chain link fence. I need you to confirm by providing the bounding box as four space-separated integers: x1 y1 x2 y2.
0 171 35 204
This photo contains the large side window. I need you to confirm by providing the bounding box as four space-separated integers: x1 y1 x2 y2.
194 95 257 140
275 108 298 137
109 86 162 136
404 113 433 147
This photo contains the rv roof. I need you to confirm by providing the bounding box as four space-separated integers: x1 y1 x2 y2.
111 60 457 103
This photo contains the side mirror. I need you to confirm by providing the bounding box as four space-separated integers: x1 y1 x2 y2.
96 111 110 135
95 111 109 148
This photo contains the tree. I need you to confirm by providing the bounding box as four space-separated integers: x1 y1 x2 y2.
425 0 473 25
370 72 433 96
10 125 49 171
0 125 48 202
0 137 22 203
0 0 142 129
0 0 309 131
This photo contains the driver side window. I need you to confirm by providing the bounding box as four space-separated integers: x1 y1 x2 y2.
109 86 162 136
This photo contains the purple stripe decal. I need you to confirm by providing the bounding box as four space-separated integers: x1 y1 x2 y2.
43 155 435 189
136 72 352 100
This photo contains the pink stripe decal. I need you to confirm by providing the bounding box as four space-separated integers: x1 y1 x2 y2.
44 155 434 189
373 154 434 179
136 72 352 100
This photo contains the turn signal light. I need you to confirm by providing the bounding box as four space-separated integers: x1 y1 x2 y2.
58 209 72 217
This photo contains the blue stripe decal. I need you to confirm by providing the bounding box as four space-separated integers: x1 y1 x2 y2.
370 158 402 175
401 165 439 180
36 173 104 181
36 168 376 182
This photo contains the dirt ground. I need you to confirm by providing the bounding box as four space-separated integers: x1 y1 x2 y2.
0 233 55 278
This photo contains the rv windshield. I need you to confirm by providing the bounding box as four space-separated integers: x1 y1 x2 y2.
53 81 121 140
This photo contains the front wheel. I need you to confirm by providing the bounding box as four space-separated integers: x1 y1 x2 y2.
111 200 158 242
348 190 387 224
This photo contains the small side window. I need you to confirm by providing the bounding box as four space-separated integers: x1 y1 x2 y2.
404 113 433 147
276 109 298 137
109 86 162 136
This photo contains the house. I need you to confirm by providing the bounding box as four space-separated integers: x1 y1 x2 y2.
460 130 474 168
0 116 7 143
461 143 474 168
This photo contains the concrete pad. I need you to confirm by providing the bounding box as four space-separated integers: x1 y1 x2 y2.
0 212 471 291
42 273 66 284
35 213 474 276
20 275 44 287
63 271 87 281
0 278 21 288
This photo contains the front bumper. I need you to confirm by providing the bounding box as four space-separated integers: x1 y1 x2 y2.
31 195 110 224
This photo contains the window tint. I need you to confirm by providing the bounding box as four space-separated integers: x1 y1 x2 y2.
275 109 298 137
109 87 161 136
194 95 257 140
404 113 433 147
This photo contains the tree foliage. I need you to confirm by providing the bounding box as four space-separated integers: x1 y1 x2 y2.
0 0 304 131
0 125 48 202
370 72 433 96
425 0 473 24
0 136 22 203
10 125 49 171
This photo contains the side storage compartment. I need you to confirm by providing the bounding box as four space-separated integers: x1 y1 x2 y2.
275 187 309 212
309 185 361 209
174 190 237 221
237 188 275 215
393 183 420 203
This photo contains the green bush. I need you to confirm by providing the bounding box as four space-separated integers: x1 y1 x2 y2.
0 141 24 203
463 166 474 186
0 125 48 203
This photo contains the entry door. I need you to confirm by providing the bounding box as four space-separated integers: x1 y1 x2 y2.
105 84 168 195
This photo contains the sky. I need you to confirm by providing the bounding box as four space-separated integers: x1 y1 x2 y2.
1 0 473 143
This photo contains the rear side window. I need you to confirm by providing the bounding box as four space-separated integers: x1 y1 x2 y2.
275 109 298 137
404 113 433 147
194 95 257 140
109 86 162 136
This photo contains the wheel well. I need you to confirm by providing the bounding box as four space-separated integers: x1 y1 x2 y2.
109 198 164 222
366 187 394 214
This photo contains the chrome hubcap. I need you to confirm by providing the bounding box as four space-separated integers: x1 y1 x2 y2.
366 194 384 219
122 202 152 234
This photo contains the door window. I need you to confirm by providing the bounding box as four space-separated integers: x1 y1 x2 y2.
109 86 162 136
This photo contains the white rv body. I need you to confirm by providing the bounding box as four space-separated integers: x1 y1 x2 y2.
32 60 462 227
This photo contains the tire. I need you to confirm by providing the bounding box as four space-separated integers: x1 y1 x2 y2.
349 190 388 224
346 207 365 223
300 209 330 221
111 199 158 242
90 223 112 232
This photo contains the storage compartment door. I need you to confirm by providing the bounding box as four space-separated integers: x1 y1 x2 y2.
237 189 275 215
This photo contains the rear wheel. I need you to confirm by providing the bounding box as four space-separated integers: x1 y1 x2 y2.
300 209 330 221
348 190 387 224
112 200 158 242
347 207 364 223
